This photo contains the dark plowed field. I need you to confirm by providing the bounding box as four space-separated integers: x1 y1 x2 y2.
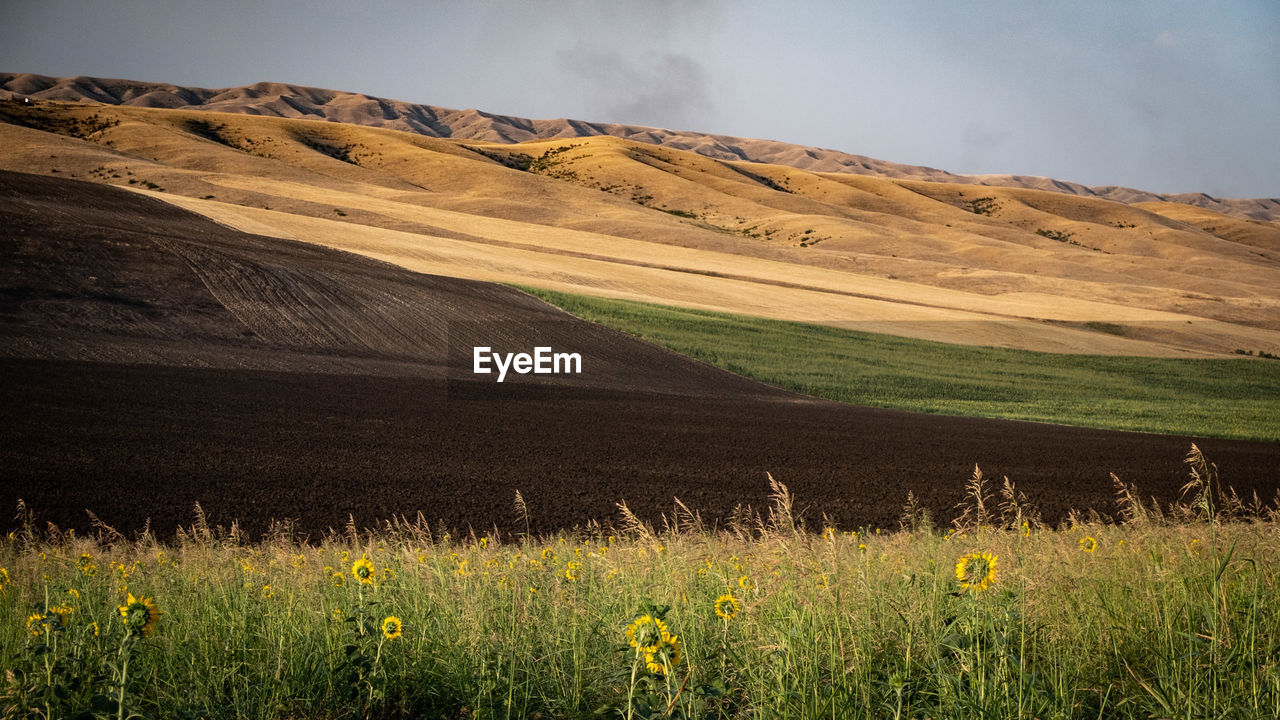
2 171 1277 538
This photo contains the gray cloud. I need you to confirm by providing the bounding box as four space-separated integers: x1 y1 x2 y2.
959 123 1013 174
556 48 715 130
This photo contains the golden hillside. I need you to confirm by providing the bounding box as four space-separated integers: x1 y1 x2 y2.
2 98 1278 357
7 73 1279 224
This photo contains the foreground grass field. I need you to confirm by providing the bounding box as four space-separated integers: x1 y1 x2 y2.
3 452 1278 719
523 288 1280 442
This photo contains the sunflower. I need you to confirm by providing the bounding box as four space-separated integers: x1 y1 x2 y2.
1080 536 1098 553
331 572 346 587
714 594 740 620
382 615 403 640
26 613 45 636
737 575 754 591
955 552 999 592
91 621 100 637
351 556 376 584
1021 521 1031 538
624 614 668 653
0 567 8 585
79 553 93 567
261 585 274 599
644 631 683 675
118 593 160 636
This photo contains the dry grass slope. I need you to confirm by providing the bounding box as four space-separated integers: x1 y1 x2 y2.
1 97 1278 357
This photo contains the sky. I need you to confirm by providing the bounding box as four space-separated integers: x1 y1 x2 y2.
2 0 1277 198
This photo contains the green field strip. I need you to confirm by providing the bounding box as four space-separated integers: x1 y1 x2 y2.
520 287 1280 442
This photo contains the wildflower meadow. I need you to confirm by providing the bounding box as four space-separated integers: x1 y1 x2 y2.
2 446 1277 719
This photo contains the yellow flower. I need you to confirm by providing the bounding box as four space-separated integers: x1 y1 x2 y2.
332 607 344 621
26 613 46 636
955 552 998 592
261 585 274 599
479 537 488 549
564 561 581 582
383 567 396 581
331 572 346 587
352 556 376 584
0 567 8 585
382 615 403 640
118 593 160 636
737 575 754 591
1080 536 1098 553
67 588 80 600
81 563 97 577
79 553 93 567
643 631 683 675
714 594 740 620
1021 521 1031 538
91 621 99 637
291 554 306 568
624 614 668 653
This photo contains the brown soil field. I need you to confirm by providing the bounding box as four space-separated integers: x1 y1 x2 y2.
2 172 1278 539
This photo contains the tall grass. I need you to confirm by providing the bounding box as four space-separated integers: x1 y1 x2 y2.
519 287 1280 442
2 450 1277 718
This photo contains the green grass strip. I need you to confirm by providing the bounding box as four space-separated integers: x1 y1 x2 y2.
520 287 1280 442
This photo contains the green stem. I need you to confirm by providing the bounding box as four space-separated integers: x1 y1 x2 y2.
117 635 132 720
625 652 640 720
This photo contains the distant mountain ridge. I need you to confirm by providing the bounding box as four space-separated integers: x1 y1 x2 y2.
3 72 1277 222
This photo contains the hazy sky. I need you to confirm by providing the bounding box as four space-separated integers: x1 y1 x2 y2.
3 0 1277 197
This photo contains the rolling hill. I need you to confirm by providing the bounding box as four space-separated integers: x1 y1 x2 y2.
3 72 1278 223
4 170 1278 537
1 90 1278 359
